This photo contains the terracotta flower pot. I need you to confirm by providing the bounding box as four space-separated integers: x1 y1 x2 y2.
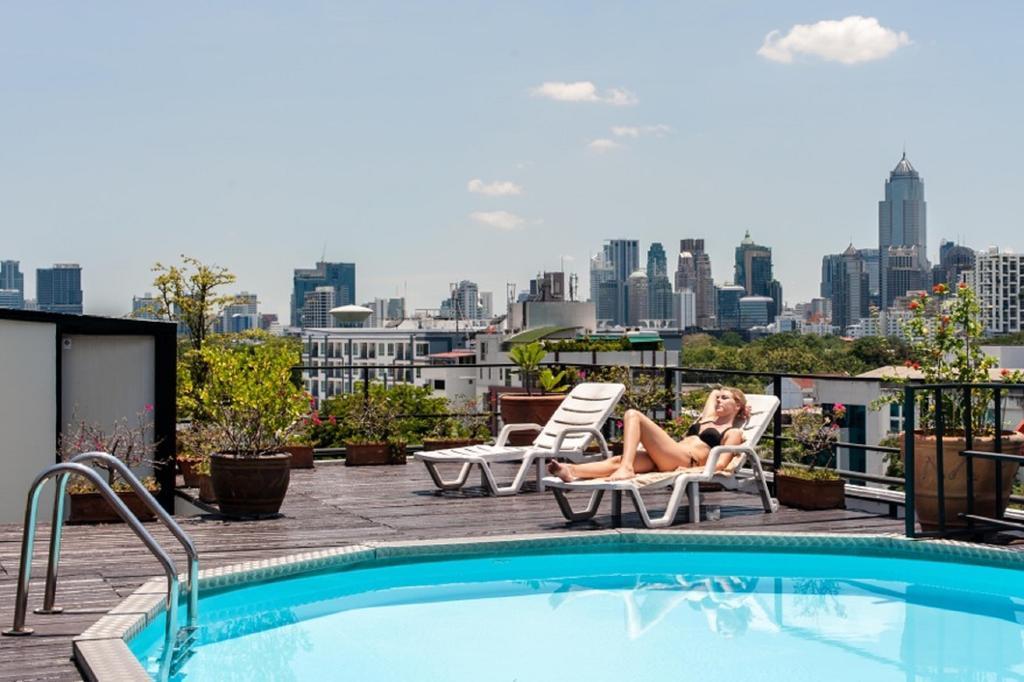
209 452 291 519
197 474 217 504
903 431 1024 531
775 473 845 510
177 458 202 488
67 490 158 524
345 442 407 466
282 445 315 469
499 394 566 446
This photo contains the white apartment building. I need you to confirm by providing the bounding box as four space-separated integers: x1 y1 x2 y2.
967 247 1024 335
302 286 336 328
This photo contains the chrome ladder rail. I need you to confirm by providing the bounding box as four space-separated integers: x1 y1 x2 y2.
40 452 199 631
2 460 196 681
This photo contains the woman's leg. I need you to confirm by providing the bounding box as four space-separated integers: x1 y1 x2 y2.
547 451 657 482
611 409 699 480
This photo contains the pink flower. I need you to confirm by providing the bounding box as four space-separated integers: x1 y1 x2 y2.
143 403 154 413
328 415 337 426
615 420 623 429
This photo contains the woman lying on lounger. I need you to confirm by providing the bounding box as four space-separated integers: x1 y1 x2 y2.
548 387 750 482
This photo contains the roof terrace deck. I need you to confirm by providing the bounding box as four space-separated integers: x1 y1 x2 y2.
2 461 905 681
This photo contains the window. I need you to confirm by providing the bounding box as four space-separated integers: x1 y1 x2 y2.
387 343 394 356
433 379 446 390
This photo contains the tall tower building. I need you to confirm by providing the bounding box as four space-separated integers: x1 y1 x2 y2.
36 263 83 314
734 231 782 319
627 271 649 325
676 238 715 328
291 261 356 327
0 260 25 309
646 242 673 323
822 246 870 332
879 153 928 308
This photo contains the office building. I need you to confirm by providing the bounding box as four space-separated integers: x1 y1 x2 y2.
879 153 928 307
627 270 648 325
932 240 975 287
646 242 673 322
677 289 697 328
529 272 565 301
0 261 24 309
739 296 773 329
967 248 1024 335
292 261 355 327
131 293 165 320
716 284 745 330
220 292 259 333
734 231 783 320
36 263 83 314
302 286 337 328
676 239 715 328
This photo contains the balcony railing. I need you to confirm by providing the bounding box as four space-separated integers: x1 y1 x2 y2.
296 360 1024 539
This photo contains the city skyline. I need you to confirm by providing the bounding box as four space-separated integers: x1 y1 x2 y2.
3 4 1024 318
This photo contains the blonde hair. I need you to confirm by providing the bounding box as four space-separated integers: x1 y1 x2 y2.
722 387 749 427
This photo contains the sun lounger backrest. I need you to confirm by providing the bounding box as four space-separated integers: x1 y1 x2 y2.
532 382 626 452
719 394 779 473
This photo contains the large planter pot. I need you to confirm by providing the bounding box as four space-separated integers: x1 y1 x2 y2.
209 452 291 519
177 458 202 488
775 472 845 510
68 491 158 524
903 431 1024 532
346 442 407 466
282 445 315 469
499 394 567 446
422 438 486 452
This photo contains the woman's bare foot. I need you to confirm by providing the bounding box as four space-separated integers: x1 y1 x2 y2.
547 460 577 482
608 466 635 481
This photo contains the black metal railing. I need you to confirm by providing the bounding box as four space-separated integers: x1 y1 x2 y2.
297 359 1024 538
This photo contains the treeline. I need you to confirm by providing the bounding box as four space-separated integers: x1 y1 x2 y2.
680 333 914 377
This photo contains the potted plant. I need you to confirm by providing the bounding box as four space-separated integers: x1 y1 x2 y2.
877 283 1024 530
344 392 407 465
192 455 217 504
196 331 309 519
60 407 160 524
282 400 319 469
500 343 571 445
775 404 847 510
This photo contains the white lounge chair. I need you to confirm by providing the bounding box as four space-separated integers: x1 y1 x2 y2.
415 382 626 496
543 394 780 527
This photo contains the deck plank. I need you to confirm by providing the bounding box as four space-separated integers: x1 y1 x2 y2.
1 460 908 680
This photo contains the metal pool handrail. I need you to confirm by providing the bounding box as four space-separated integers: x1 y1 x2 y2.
35 451 200 629
2 462 180 681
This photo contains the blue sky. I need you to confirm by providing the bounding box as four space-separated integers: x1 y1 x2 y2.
2 2 1022 319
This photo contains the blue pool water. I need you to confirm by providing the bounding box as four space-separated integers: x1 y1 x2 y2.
130 548 1024 681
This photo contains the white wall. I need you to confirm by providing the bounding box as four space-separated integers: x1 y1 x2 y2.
61 335 156 479
0 320 57 524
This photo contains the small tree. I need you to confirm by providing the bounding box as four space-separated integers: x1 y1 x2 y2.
148 256 238 418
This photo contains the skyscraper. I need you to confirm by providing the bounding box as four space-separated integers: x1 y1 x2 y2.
676 239 715 328
646 243 673 322
302 287 336 328
734 231 782 319
0 260 24 309
589 251 615 322
932 240 975 287
879 153 928 308
716 285 745 330
822 246 869 332
292 262 355 327
627 270 649 325
591 240 638 325
36 263 83 314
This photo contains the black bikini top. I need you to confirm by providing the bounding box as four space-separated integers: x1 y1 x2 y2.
685 421 735 448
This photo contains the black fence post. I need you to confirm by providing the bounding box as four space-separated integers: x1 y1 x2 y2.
934 387 945 535
904 385 916 538
772 374 783 484
994 387 1004 519
362 366 369 407
664 366 674 420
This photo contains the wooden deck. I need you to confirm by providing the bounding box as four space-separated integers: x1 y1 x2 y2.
0 460 905 681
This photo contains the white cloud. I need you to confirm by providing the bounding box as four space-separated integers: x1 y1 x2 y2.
530 81 637 106
467 178 523 197
588 138 622 153
611 124 673 138
758 16 910 65
469 210 525 231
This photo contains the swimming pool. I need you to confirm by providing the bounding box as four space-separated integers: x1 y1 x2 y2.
122 534 1024 681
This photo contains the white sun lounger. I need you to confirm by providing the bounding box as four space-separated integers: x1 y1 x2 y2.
414 382 625 496
543 394 780 527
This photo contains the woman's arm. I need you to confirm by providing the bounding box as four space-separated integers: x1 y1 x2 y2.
699 389 719 422
715 429 746 471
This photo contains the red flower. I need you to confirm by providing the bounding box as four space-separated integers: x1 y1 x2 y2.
1002 368 1011 377
909 300 920 311
904 360 913 367
959 281 968 289
932 283 949 295
328 415 337 425
918 291 929 300
912 361 921 370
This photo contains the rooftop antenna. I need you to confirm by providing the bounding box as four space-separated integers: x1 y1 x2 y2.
321 242 327 263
